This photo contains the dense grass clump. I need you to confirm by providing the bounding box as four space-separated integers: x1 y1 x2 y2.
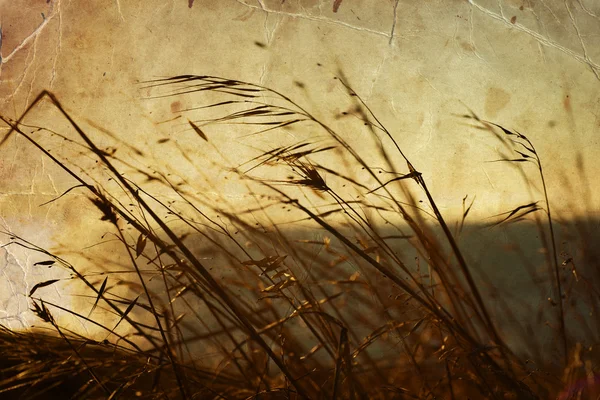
0 74 598 399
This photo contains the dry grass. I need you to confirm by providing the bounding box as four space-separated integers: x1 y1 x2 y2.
0 74 598 399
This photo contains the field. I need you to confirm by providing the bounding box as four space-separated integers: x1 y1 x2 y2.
0 75 598 399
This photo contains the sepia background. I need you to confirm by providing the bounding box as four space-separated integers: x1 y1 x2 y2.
0 0 598 333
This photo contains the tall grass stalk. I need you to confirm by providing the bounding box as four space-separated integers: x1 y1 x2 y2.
0 75 597 399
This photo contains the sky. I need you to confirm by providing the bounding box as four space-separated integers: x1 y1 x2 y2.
0 0 598 330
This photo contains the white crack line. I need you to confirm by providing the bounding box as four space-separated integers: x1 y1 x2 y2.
49 0 64 89
468 0 600 80
565 0 600 80
1 0 60 64
235 0 390 39
115 0 126 22
576 0 600 20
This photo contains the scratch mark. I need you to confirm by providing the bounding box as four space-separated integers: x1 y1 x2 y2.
115 0 125 21
576 0 600 20
482 34 499 59
414 108 434 154
528 4 551 63
109 47 116 75
365 53 388 101
25 37 40 107
468 0 600 80
539 0 565 27
537 42 547 63
235 0 390 39
263 7 282 46
49 0 63 89
389 98 398 114
6 34 38 105
40 157 60 197
1 1 60 64
564 0 599 80
1 0 63 105
258 62 267 87
416 72 442 96
389 0 399 45
0 192 74 198
482 167 496 189
467 5 486 63
497 0 506 19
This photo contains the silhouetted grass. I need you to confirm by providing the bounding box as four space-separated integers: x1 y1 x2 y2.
0 74 598 399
